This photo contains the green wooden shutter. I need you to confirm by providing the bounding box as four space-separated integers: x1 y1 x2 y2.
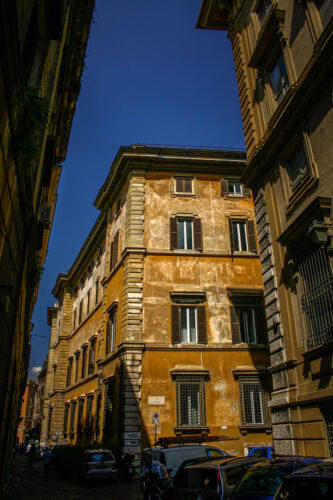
247 220 257 253
170 218 178 250
255 306 267 344
229 219 235 253
171 306 180 343
230 307 241 343
221 179 229 195
194 218 203 251
197 306 207 344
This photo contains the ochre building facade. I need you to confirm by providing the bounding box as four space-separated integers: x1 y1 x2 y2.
197 0 333 457
42 146 272 459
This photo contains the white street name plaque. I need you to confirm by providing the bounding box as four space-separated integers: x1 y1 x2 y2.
148 396 165 405
123 432 140 440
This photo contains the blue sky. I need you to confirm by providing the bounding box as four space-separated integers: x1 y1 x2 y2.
29 0 245 375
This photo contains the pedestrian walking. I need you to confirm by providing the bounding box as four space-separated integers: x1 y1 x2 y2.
27 442 36 471
42 447 53 478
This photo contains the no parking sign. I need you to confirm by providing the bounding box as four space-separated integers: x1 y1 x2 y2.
152 412 160 424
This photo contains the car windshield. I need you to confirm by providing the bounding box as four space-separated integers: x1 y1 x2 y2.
276 477 333 499
236 467 290 495
88 452 113 462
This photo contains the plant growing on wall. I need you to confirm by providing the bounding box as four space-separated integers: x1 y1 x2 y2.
11 85 49 166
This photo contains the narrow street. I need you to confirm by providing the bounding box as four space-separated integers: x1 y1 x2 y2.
5 453 141 499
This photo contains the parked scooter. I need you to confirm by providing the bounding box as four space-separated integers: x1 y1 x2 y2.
120 451 136 481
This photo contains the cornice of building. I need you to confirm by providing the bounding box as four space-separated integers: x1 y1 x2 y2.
94 145 246 211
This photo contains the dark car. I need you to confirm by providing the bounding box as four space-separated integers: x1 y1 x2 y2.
231 458 322 500
248 446 275 459
144 444 229 478
273 462 333 500
82 449 118 482
164 456 267 500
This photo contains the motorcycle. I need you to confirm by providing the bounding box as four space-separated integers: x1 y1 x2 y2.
120 452 136 481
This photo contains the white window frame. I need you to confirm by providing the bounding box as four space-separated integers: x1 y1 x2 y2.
233 221 248 252
180 306 197 343
174 177 194 195
228 182 243 196
177 219 194 250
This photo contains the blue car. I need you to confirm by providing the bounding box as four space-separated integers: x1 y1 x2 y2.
273 462 333 499
231 458 322 500
248 446 275 459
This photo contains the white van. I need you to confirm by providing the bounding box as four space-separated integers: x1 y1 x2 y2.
144 444 229 477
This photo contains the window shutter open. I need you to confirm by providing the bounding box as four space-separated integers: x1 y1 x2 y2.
184 178 192 193
109 241 114 270
230 307 241 343
113 230 119 267
171 305 180 343
170 218 178 250
197 306 207 344
221 179 229 195
247 220 257 253
255 306 267 344
243 186 251 198
229 219 235 253
194 218 203 251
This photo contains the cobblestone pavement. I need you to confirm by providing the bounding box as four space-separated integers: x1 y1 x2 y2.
5 453 141 499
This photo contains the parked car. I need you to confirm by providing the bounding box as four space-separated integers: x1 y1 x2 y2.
231 458 322 500
248 446 275 459
164 456 267 500
273 462 333 500
82 449 118 482
144 444 229 478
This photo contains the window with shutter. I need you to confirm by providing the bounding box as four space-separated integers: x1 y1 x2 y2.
230 305 267 344
171 305 180 343
171 303 207 344
229 219 257 253
221 180 251 198
170 218 202 251
247 220 257 253
174 177 194 194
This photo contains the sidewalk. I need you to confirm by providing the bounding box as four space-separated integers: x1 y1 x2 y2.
5 453 141 499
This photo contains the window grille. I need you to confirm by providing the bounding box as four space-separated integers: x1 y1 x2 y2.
296 247 333 349
239 375 270 426
176 376 206 427
322 403 333 457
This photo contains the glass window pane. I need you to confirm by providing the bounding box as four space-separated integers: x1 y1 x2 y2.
189 307 197 342
180 307 187 342
178 220 185 249
240 223 248 251
186 220 193 249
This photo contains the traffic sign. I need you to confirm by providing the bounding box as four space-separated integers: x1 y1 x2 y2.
152 412 160 424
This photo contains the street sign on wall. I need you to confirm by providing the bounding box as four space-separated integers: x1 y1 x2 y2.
152 412 160 424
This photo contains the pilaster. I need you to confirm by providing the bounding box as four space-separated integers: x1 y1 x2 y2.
254 188 296 455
